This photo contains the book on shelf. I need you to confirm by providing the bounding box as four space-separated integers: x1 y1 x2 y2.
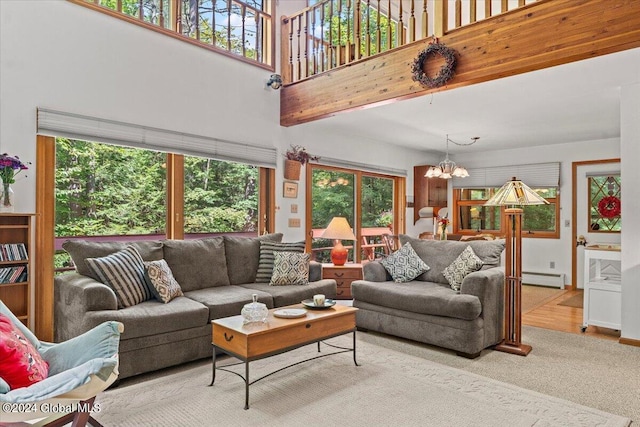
0 266 27 284
0 243 28 262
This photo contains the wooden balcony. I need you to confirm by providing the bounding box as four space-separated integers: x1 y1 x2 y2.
280 0 640 127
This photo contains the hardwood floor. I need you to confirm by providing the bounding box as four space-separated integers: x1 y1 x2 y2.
522 288 621 342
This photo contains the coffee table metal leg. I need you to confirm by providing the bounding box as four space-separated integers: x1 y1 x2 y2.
209 346 216 386
317 341 321 352
353 331 359 366
244 361 250 410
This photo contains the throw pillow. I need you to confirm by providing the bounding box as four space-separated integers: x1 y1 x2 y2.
380 242 430 283
145 259 183 303
0 314 49 390
442 245 484 291
269 251 310 286
256 241 305 283
85 246 153 308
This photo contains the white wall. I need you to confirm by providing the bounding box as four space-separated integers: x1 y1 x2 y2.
453 139 620 286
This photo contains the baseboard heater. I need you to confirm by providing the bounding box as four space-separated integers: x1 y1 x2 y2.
522 271 565 289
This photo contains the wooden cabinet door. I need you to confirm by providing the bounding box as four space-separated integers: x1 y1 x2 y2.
413 166 447 223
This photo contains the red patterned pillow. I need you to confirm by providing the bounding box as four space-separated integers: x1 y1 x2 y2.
0 314 49 389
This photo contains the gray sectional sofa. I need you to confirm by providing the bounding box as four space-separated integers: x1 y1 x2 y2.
54 234 336 379
351 235 506 358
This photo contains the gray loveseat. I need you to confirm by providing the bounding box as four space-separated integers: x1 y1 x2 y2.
351 235 505 358
54 234 336 379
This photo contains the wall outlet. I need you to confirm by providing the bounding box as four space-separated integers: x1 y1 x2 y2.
564 219 570 227
290 204 298 213
550 261 555 269
288 218 301 228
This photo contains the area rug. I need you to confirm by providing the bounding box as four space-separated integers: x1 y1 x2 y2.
557 293 584 308
95 335 630 427
521 284 565 312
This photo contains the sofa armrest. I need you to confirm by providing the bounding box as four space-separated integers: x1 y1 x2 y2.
362 261 390 282
309 261 322 282
54 273 118 342
460 267 505 345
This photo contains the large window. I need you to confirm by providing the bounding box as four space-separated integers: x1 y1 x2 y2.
454 187 559 238
75 0 274 68
307 164 402 263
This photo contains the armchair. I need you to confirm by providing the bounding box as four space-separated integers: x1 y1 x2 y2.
0 300 122 427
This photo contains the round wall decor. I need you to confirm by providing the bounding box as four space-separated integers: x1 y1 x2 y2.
411 41 457 89
597 195 621 218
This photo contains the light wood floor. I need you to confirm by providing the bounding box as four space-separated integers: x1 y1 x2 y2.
522 288 621 341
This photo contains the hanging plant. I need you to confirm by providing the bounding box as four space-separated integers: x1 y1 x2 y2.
597 195 621 219
411 40 457 89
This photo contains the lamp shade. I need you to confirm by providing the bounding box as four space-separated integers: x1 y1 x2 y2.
484 177 549 207
320 217 356 241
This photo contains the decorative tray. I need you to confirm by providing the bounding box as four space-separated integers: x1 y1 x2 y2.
301 299 336 310
273 308 307 319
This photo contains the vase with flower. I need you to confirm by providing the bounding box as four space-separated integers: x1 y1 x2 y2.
437 215 449 240
0 153 30 212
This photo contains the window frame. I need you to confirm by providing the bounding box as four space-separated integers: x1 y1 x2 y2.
453 187 560 239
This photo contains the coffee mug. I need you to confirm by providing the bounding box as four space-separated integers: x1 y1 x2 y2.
313 294 325 306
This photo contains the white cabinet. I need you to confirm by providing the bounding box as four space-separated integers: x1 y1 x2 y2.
582 245 621 332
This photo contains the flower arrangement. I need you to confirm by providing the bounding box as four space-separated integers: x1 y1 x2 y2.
597 195 621 219
0 154 29 185
284 145 320 165
437 215 449 240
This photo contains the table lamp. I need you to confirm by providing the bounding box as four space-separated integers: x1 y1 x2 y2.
321 217 356 266
485 177 549 356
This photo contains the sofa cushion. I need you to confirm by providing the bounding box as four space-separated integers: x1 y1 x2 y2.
62 240 164 280
145 259 183 303
381 242 430 283
442 246 484 291
399 235 504 284
183 286 274 321
85 246 154 309
270 251 310 286
241 279 337 307
162 237 229 292
223 233 283 285
351 280 482 320
256 241 305 283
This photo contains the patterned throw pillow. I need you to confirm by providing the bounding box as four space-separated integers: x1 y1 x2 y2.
256 241 305 283
269 251 310 286
86 246 153 308
145 259 183 303
442 245 484 291
0 314 49 390
380 242 430 283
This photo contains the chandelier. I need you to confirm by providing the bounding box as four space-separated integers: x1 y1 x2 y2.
425 135 478 179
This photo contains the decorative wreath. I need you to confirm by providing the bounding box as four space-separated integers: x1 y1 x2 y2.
411 41 457 88
597 195 621 219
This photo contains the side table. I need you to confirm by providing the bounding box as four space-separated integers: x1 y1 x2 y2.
322 263 363 299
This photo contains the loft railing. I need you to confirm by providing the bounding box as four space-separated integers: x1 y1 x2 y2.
281 0 534 84
72 0 274 70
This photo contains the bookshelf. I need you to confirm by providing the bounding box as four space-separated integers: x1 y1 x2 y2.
0 214 35 327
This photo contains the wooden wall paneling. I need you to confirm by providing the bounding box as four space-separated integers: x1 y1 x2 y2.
35 135 55 341
280 0 640 126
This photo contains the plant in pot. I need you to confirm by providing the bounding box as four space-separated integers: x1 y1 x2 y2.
283 145 319 181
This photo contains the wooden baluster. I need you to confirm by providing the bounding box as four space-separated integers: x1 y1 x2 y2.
502 0 508 13
485 0 492 19
434 0 447 37
354 0 361 60
455 0 461 28
336 0 342 65
409 0 415 43
296 16 302 79
346 0 352 63
282 16 293 84
365 0 371 57
387 0 392 50
312 7 318 75
304 9 309 78
320 5 325 72
470 0 477 24
518 0 525 6
422 0 428 40
398 0 404 46
376 0 381 53
241 5 246 57
227 0 232 50
211 0 216 46
328 0 334 68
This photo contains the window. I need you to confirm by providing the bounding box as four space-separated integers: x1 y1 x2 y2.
76 0 274 68
307 164 403 263
453 187 559 238
588 175 621 232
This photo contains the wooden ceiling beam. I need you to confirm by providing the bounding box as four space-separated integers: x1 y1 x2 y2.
280 0 640 127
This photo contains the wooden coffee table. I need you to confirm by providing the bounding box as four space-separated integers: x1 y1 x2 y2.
210 304 358 409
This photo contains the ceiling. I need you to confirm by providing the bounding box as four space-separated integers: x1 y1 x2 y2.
295 47 640 155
